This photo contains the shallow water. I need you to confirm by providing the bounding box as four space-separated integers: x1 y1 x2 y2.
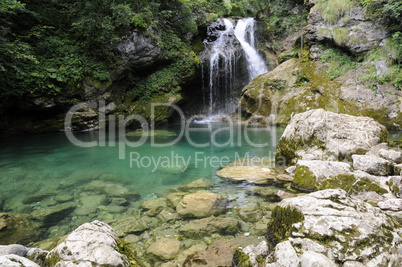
0 123 284 240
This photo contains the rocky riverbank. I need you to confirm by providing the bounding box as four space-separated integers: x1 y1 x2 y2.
1 109 401 266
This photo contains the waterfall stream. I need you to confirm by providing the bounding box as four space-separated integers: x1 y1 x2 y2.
202 17 268 118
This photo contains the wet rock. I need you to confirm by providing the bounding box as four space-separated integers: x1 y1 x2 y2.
157 209 180 223
179 217 239 238
113 218 150 236
167 193 186 208
31 203 76 227
378 199 402 211
147 238 181 261
352 155 393 176
54 194 74 203
389 176 402 198
75 195 108 216
176 192 228 218
141 198 167 217
0 213 42 245
82 180 140 201
276 109 388 165
268 189 402 264
216 166 276 184
379 149 402 164
235 203 262 222
178 178 213 191
175 244 208 266
0 255 40 267
183 240 238 267
22 191 57 204
46 220 134 266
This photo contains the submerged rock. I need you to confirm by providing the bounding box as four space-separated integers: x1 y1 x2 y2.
0 213 42 245
31 203 76 227
275 109 388 165
45 220 135 266
147 238 181 261
183 240 238 267
179 217 239 238
177 178 213 191
176 192 228 218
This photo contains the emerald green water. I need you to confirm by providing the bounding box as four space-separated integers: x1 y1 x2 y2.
0 123 284 239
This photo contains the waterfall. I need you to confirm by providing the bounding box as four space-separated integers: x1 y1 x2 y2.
202 17 268 118
234 18 268 80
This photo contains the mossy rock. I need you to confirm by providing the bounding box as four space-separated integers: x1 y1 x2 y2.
232 248 254 267
266 206 304 246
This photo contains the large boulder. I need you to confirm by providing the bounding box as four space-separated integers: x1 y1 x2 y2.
176 192 228 218
292 160 387 194
275 109 388 165
352 155 394 176
265 189 402 265
238 58 402 130
45 220 135 266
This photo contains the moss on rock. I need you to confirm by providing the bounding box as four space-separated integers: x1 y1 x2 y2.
266 206 304 246
292 165 318 192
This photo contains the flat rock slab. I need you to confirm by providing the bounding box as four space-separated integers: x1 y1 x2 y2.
216 166 276 184
378 199 402 211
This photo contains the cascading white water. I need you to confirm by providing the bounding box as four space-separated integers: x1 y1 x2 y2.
234 18 268 80
203 17 268 118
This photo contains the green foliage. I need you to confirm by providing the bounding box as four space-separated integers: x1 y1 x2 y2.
360 35 402 90
314 0 357 24
333 27 350 46
318 46 357 79
360 0 402 31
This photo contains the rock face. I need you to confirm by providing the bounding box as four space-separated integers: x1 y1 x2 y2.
265 189 402 265
176 192 228 218
117 31 163 69
305 2 387 55
45 220 133 266
275 109 388 165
